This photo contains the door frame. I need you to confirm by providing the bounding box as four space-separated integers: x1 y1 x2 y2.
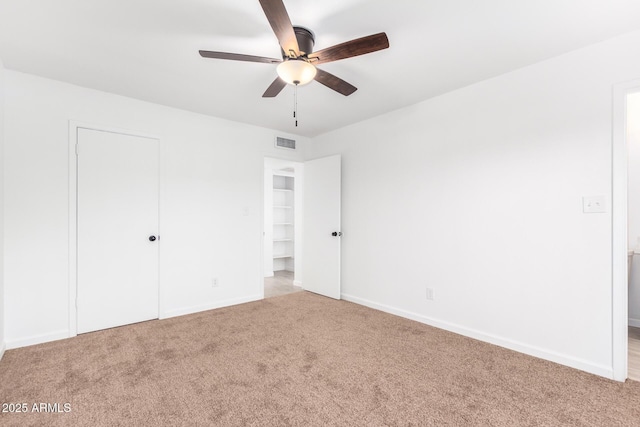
262 157 305 296
612 80 640 381
67 121 162 337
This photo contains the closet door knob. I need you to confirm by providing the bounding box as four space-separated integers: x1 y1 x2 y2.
149 235 157 242
331 232 342 237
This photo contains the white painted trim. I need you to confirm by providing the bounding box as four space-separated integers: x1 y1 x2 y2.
342 293 614 379
612 80 640 382
0 342 5 361
68 121 77 338
68 121 161 338
629 318 640 328
293 280 303 288
160 294 262 319
158 134 168 319
260 161 268 300
6 330 69 350
263 157 305 294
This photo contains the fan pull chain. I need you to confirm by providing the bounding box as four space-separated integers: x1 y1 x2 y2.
293 83 298 127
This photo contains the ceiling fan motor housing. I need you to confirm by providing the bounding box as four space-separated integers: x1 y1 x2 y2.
283 26 315 58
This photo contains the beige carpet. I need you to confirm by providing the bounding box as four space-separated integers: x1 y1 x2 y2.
1 292 639 426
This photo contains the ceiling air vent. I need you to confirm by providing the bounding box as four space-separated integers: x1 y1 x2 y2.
275 136 296 150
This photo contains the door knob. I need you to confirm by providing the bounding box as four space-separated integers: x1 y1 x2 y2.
331 232 342 237
149 235 157 242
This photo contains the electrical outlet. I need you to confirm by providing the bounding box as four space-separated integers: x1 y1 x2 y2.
582 195 606 213
426 288 434 301
212 277 219 288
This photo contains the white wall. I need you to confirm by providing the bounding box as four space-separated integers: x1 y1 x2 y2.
628 92 640 326
0 58 5 360
3 70 308 348
306 30 640 378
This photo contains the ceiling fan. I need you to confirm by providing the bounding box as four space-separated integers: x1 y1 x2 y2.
199 0 390 98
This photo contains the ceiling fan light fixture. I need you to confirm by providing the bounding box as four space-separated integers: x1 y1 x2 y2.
276 59 317 86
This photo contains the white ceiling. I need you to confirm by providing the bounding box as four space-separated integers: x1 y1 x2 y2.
1 0 640 137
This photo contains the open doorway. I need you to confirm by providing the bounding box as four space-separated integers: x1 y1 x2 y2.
627 91 640 381
613 80 640 382
263 158 304 298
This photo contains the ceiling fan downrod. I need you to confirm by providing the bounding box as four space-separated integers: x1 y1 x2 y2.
294 83 298 127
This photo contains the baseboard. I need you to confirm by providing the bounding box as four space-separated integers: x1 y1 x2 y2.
161 294 263 319
264 271 274 278
5 296 265 349
341 293 614 380
6 330 69 350
629 318 640 328
293 280 302 288
0 341 5 361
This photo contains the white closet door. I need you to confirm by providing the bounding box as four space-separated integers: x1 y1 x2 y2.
303 155 341 299
77 128 159 334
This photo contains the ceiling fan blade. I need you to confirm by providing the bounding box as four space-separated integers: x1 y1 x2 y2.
309 33 389 65
262 77 287 98
258 0 300 57
314 68 357 96
199 51 281 64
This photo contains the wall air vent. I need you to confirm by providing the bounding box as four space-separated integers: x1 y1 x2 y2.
275 136 296 150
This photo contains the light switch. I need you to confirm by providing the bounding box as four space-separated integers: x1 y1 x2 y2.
583 196 606 213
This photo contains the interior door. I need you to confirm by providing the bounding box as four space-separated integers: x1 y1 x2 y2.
77 128 159 334
303 154 341 299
